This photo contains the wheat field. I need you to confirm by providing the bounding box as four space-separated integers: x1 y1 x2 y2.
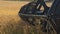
0 1 53 34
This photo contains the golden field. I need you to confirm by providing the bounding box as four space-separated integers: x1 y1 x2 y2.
0 1 30 23
0 1 30 34
0 1 53 34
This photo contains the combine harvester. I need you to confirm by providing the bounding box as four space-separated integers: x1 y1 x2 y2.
19 0 60 34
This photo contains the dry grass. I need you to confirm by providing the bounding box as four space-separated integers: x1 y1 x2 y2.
0 1 52 34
